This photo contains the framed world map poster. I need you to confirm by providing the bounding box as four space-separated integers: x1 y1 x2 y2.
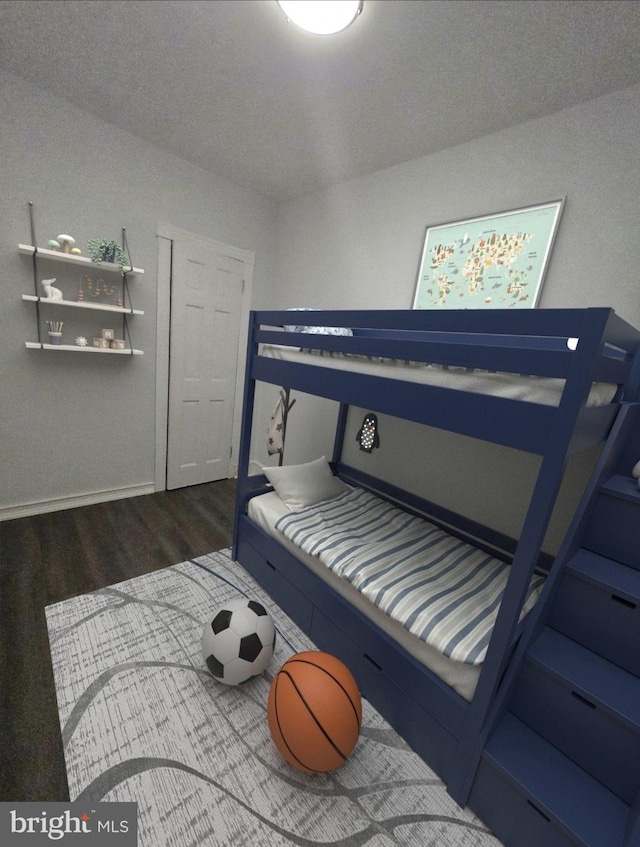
412 198 565 310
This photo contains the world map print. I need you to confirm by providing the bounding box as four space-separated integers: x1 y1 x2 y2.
413 201 563 310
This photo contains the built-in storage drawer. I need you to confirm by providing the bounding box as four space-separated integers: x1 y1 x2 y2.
309 605 458 785
309 580 468 740
472 714 629 847
238 515 468 741
469 760 576 847
510 661 640 804
236 534 313 635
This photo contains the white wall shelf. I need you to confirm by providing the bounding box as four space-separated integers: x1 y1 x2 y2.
22 294 144 316
20 206 144 356
18 243 144 275
25 341 143 355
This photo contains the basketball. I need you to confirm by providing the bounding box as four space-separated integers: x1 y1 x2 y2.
267 650 362 773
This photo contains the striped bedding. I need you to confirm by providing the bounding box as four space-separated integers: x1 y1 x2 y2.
274 488 546 665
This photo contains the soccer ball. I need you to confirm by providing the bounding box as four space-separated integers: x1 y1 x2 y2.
201 597 276 685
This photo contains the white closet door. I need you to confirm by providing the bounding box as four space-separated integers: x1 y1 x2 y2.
167 235 244 489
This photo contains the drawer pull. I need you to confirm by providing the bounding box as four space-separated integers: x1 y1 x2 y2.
265 560 276 571
611 593 636 610
526 800 550 823
571 691 596 709
364 654 382 672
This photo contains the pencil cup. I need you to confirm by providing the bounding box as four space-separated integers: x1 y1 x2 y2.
48 331 63 345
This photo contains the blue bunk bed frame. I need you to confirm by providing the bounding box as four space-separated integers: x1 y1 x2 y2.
232 307 640 841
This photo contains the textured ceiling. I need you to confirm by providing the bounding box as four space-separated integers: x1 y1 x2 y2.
1 0 640 201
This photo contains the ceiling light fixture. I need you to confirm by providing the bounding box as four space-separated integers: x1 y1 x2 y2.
276 1 363 35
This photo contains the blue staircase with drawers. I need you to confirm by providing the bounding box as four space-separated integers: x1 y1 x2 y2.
467 404 640 847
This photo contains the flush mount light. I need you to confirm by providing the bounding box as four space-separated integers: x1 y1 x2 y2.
276 1 363 35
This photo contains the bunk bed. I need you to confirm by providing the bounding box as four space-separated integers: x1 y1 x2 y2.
232 307 640 830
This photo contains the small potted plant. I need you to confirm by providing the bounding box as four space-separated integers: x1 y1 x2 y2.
86 238 130 270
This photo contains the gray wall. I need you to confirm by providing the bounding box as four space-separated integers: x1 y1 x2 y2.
257 83 640 552
3 67 639 545
0 70 276 517
271 84 640 321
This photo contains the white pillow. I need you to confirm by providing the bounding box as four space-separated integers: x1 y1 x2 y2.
263 456 350 510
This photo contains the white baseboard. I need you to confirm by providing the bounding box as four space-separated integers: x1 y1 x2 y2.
0 483 156 522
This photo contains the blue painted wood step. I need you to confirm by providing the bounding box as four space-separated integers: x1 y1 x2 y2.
527 628 640 732
583 476 640 569
565 548 640 603
482 714 629 847
550 550 640 677
601 474 640 505
510 628 640 802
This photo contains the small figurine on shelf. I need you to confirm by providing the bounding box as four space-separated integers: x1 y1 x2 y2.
40 278 63 300
57 234 76 253
77 273 118 304
75 336 88 347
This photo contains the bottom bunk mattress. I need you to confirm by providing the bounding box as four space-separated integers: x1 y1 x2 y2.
247 488 544 702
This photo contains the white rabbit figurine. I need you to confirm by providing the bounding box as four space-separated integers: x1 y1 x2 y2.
41 278 63 300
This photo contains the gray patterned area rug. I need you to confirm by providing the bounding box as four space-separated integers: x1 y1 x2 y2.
46 549 503 847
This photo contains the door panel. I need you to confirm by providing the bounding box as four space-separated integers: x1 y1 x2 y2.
167 237 244 489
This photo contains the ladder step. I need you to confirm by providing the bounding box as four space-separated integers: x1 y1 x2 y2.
566 548 640 604
601 474 640 505
511 629 640 803
481 714 628 847
527 628 640 731
550 550 640 677
583 478 640 569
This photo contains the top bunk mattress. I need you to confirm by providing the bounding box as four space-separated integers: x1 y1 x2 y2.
260 344 618 408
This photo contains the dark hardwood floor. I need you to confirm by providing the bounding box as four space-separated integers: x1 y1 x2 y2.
0 478 237 802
